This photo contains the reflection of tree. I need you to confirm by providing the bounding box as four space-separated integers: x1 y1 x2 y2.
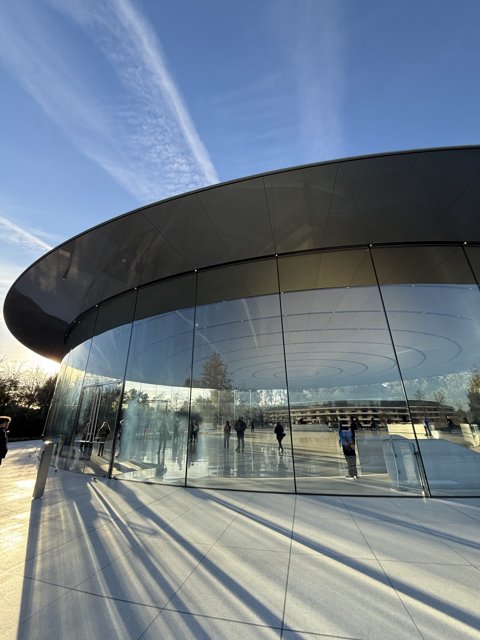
432 390 446 406
125 388 149 404
468 370 480 419
200 353 232 389
197 354 233 426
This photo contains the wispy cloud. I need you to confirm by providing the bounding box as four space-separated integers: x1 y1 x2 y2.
211 0 345 169
0 0 218 202
0 215 52 254
289 0 345 160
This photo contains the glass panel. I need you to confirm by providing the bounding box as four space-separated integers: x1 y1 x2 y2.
71 381 122 473
113 275 196 484
465 246 480 284
66 292 135 476
44 353 71 466
374 245 480 496
48 339 92 470
47 304 98 469
65 307 98 351
279 250 422 495
189 260 295 491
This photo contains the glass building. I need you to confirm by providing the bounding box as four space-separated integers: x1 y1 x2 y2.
5 147 480 496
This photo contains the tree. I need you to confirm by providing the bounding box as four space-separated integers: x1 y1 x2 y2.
0 358 58 438
200 353 233 390
199 354 233 426
15 367 57 411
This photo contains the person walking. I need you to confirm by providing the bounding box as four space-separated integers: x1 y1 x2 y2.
274 421 285 453
0 416 11 466
224 420 231 449
234 416 247 452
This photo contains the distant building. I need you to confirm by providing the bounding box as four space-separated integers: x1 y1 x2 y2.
265 399 456 428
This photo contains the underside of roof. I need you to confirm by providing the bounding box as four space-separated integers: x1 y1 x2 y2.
5 146 480 361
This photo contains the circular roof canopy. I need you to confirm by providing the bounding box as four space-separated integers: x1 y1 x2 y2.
5 146 480 362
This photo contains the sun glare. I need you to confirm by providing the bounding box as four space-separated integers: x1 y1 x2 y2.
28 354 61 376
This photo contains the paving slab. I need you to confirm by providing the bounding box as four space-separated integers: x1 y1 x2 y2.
2 442 480 640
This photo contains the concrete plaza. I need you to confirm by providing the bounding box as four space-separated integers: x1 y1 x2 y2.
1 441 480 640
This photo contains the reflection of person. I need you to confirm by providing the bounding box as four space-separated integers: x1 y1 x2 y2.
81 421 94 459
80 421 90 454
250 419 255 433
224 420 231 449
350 415 361 432
156 419 169 476
339 425 357 479
234 416 247 452
0 416 11 466
115 419 123 457
97 421 111 456
370 417 379 431
274 421 285 453
423 418 432 437
157 419 169 460
173 418 180 442
192 421 199 444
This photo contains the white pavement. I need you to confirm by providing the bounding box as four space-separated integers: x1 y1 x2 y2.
1 441 480 640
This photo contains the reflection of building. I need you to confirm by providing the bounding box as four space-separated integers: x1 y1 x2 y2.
265 400 456 427
5 147 480 496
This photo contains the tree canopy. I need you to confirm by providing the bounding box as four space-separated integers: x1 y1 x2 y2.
0 358 57 438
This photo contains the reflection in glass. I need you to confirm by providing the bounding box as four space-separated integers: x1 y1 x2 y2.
188 260 295 491
113 277 195 484
49 340 92 471
64 293 135 476
48 308 98 470
279 250 422 495
44 245 480 497
374 246 480 495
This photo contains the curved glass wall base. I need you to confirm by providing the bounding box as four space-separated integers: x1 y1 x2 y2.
44 245 480 496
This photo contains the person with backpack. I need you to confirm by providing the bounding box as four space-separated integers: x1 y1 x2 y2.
339 424 357 479
234 416 247 452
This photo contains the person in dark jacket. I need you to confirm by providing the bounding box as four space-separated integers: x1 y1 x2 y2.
96 421 110 456
224 420 231 450
0 416 12 466
350 415 361 433
234 417 247 452
274 421 285 453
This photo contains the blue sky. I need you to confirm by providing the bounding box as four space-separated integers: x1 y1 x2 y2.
1 0 479 371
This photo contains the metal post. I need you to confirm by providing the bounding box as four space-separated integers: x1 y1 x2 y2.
33 441 54 499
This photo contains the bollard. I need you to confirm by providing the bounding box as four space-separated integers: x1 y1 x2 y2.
33 441 54 499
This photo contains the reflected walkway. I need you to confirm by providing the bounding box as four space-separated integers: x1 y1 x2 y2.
114 429 420 496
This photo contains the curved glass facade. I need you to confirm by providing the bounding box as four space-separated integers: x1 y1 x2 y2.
45 244 480 496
